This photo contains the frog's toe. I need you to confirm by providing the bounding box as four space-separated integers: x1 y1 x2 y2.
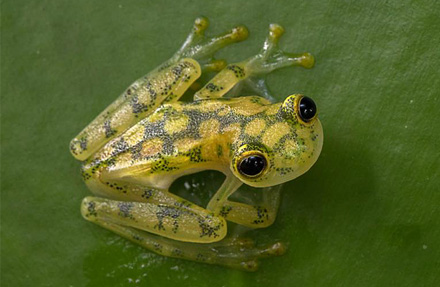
245 24 315 75
254 241 287 257
174 18 249 62
266 242 287 256
193 16 209 36
240 259 259 272
267 23 285 43
230 25 249 42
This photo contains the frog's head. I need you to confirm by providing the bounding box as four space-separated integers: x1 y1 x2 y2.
231 94 323 187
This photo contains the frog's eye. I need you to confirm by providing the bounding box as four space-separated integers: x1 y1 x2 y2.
298 96 317 122
237 154 267 177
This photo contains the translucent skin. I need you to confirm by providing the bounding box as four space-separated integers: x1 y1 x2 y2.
70 17 322 271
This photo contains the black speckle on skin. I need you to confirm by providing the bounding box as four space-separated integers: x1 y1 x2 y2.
155 206 183 233
111 137 129 157
81 168 92 180
132 234 142 241
250 96 264 104
142 189 154 199
172 65 182 75
131 95 149 115
153 243 163 252
162 92 177 104
143 118 166 140
252 206 269 224
198 215 222 238
130 142 143 161
118 202 134 218
275 167 294 176
173 200 193 209
226 64 246 78
87 201 97 217
103 120 117 138
219 205 232 218
172 220 179 233
70 142 78 155
105 158 116 167
186 146 205 163
182 75 192 82
79 137 88 151
150 155 178 172
272 132 298 159
172 248 184 257
205 83 224 92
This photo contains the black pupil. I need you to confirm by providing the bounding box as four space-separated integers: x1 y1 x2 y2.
299 96 317 122
238 155 266 176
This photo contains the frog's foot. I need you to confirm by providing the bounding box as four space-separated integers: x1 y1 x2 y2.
245 24 314 75
194 24 314 101
172 17 248 70
98 220 286 271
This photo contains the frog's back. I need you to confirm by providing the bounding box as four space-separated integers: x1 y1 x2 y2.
84 96 274 183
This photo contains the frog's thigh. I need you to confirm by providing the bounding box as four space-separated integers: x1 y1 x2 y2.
219 185 282 228
81 196 226 243
94 219 284 271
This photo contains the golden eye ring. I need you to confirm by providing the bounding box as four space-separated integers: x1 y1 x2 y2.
237 152 268 178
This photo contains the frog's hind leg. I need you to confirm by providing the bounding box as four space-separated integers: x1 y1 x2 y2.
69 57 202 161
81 178 284 270
70 17 248 161
194 24 314 101
81 196 227 243
95 221 283 271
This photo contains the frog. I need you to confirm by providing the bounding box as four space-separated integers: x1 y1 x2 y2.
70 17 323 271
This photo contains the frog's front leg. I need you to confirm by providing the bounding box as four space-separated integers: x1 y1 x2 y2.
206 174 283 228
218 185 283 228
194 24 314 101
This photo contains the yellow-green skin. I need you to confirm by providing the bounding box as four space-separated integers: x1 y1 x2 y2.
70 18 323 271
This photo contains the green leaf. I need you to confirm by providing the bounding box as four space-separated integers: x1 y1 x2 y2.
2 0 439 286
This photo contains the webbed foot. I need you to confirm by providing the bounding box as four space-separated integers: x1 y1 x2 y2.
246 23 314 75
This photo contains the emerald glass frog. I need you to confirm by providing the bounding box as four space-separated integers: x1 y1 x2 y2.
70 17 323 271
